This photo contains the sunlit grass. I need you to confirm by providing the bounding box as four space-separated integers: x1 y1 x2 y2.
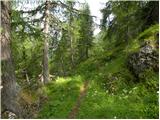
55 77 71 84
38 75 84 118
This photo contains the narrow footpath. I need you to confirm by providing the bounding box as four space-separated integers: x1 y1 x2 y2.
68 80 89 119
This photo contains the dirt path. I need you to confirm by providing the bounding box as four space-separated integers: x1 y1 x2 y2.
68 80 89 119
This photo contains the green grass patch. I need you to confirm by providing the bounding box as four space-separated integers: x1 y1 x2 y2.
77 79 158 119
38 76 84 118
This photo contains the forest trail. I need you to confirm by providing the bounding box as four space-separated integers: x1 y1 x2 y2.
68 80 89 119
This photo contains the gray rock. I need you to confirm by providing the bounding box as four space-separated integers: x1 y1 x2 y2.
127 44 158 77
140 45 153 54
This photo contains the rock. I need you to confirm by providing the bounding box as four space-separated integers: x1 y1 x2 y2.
127 43 158 78
140 45 153 54
2 111 17 119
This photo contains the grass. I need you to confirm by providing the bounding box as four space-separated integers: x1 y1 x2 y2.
38 76 84 118
77 79 158 119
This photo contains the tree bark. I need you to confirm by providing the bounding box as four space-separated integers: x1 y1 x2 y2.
1 1 20 117
68 2 75 68
60 56 65 76
43 0 50 84
85 45 88 59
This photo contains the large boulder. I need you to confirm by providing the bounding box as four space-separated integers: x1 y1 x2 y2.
127 42 158 77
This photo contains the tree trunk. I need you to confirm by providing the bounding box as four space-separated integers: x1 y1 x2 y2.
43 0 49 84
68 2 75 68
85 45 88 59
1 1 20 117
70 33 74 68
60 56 65 76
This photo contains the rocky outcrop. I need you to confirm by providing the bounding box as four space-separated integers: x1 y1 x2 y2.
127 42 158 77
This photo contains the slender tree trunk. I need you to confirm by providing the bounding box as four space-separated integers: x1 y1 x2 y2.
43 0 49 84
85 45 88 59
68 2 75 68
1 1 21 117
60 56 65 76
70 33 74 68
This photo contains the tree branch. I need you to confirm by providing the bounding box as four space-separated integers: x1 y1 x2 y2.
19 3 45 15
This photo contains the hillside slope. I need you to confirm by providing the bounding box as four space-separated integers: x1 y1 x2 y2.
38 25 159 119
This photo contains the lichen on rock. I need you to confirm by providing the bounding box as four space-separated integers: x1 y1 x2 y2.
127 41 158 78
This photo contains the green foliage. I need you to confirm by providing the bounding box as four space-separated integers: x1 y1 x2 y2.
9 1 159 119
76 68 158 118
76 25 158 119
77 3 94 61
40 24 159 119
139 69 159 92
101 1 159 45
137 24 159 41
51 3 94 76
77 80 158 119
11 9 44 87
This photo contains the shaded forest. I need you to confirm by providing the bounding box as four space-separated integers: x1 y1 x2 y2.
1 0 159 119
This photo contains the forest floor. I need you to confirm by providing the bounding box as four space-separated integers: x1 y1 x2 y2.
68 80 89 118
